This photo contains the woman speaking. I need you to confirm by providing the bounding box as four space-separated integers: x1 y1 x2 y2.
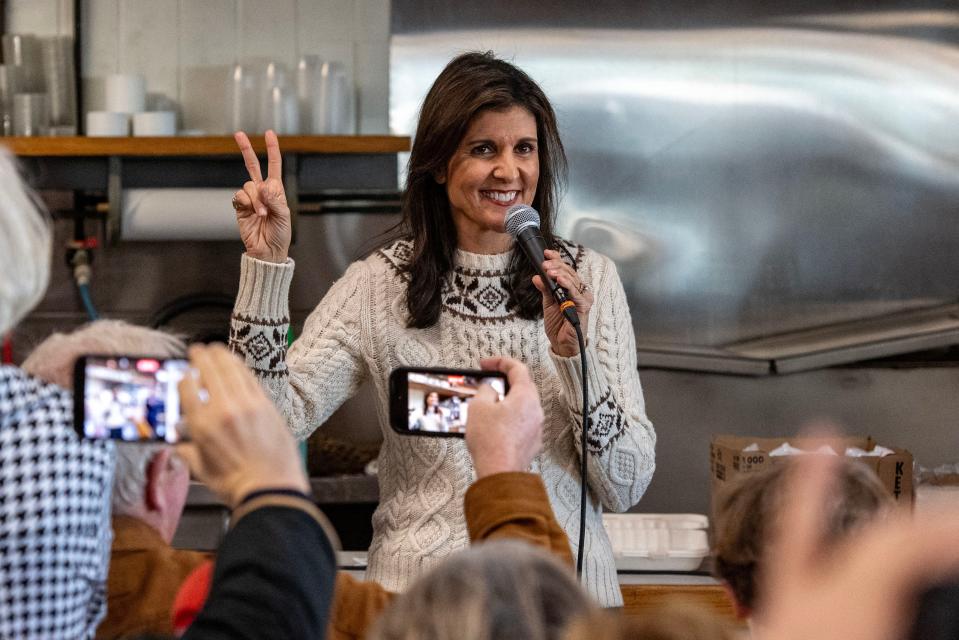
228 51 655 606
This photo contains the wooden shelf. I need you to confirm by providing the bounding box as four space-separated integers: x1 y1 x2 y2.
4 135 410 157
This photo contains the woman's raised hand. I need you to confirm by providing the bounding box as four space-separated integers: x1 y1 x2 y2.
232 130 292 263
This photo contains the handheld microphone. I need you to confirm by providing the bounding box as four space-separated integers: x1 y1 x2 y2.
508 203 590 579
505 204 579 327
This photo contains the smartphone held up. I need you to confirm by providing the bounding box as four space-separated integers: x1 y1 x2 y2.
74 355 190 443
389 367 508 437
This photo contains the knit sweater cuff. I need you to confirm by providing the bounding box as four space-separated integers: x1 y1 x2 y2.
551 345 612 416
234 253 295 321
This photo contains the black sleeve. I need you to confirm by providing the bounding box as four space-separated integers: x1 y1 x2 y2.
909 581 959 640
182 506 336 640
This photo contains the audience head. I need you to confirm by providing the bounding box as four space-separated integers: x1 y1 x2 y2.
754 452 959 640
112 443 190 542
369 540 595 640
24 320 190 542
0 148 51 335
22 319 186 388
712 457 893 617
0 150 115 639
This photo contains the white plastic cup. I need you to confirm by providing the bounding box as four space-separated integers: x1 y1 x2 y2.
86 110 129 136
230 63 259 132
2 35 43 93
12 93 48 136
313 61 355 134
132 111 176 136
105 74 146 114
296 55 321 133
0 65 13 135
41 36 76 128
258 61 297 134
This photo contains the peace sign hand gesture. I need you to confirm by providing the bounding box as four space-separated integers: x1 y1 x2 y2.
232 130 291 263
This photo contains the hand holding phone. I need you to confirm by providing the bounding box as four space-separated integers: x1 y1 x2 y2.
465 357 544 479
389 367 509 437
175 344 308 509
388 359 544 476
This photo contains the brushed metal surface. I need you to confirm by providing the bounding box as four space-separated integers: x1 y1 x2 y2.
390 14 959 370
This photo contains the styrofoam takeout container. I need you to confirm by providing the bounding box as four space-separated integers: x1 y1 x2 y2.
602 513 709 572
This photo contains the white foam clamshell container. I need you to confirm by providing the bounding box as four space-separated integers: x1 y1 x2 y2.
602 513 710 572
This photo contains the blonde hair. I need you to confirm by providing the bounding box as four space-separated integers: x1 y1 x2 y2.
368 540 595 640
22 319 186 388
0 147 51 335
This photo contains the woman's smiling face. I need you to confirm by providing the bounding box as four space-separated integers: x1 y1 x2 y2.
440 106 540 253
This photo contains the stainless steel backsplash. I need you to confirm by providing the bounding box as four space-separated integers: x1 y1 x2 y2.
390 6 959 369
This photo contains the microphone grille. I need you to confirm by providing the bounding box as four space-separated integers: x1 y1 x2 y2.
505 204 540 238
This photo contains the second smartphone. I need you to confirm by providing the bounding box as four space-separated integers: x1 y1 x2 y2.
389 367 508 437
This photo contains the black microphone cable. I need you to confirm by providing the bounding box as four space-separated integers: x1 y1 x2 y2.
554 241 590 578
575 322 589 578
504 203 591 579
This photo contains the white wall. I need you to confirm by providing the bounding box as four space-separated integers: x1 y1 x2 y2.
6 0 391 134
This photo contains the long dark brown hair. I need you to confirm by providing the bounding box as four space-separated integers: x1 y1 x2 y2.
400 51 568 328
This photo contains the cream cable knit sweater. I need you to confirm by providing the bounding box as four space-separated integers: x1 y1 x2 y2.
230 238 656 606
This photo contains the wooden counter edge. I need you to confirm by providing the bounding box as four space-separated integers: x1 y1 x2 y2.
4 135 411 157
620 583 740 623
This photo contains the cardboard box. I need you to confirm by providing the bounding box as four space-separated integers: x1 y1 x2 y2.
710 435 913 505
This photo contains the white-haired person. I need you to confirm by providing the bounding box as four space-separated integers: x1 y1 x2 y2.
22 320 209 639
0 148 115 639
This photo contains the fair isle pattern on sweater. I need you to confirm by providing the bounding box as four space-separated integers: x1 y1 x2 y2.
230 318 289 378
375 238 585 325
229 239 656 607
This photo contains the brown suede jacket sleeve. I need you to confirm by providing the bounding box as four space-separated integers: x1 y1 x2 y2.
326 471 573 640
463 472 574 566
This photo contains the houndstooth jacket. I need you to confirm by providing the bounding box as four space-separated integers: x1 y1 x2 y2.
0 365 114 640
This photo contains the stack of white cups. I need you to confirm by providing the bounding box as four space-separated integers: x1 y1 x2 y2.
295 57 355 134
87 74 177 136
